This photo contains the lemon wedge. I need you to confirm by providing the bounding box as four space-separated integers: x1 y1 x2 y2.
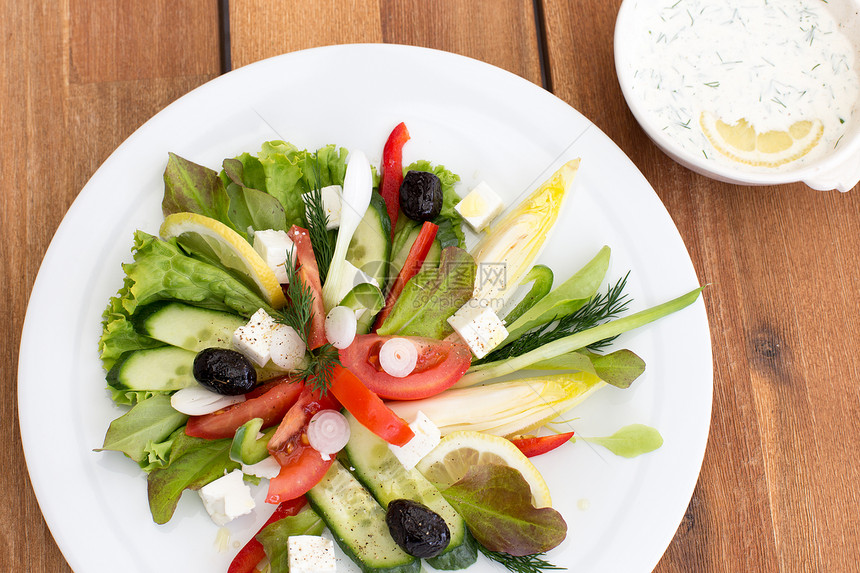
415 430 553 508
700 112 823 168
160 213 287 309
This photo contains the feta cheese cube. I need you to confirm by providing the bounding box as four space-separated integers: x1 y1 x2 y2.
447 299 509 359
455 181 505 232
253 229 295 284
233 308 276 367
288 535 337 573
241 455 282 479
388 411 441 470
198 470 255 526
303 185 343 230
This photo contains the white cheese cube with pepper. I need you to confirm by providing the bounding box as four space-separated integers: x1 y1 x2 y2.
455 181 505 232
302 184 343 230
447 299 509 359
253 229 295 284
288 535 337 573
232 308 276 367
388 411 441 470
198 469 255 526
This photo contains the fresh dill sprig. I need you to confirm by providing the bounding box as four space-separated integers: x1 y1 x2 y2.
478 273 632 364
279 260 315 343
277 261 341 395
304 157 335 284
478 546 565 573
297 343 341 396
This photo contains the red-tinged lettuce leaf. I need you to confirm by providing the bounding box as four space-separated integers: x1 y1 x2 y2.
440 464 566 556
146 434 239 524
162 152 233 226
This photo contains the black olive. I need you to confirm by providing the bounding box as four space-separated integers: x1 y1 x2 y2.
399 170 443 222
385 499 450 558
192 348 257 395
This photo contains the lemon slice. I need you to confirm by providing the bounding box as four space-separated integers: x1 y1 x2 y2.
700 112 823 168
160 213 287 308
415 430 552 508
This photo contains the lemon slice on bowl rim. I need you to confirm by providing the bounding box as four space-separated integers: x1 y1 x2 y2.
699 111 824 168
415 430 553 508
160 212 287 309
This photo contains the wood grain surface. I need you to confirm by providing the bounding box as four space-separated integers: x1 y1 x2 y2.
3 1 858 572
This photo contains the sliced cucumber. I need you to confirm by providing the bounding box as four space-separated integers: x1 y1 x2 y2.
343 412 477 570
307 461 419 573
347 191 392 290
106 346 197 392
132 302 246 352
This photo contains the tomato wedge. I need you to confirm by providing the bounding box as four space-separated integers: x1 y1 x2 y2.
373 221 438 330
328 365 414 446
287 225 326 349
227 496 306 573
510 432 575 457
380 122 411 236
266 447 335 504
185 377 302 439
340 334 471 400
267 384 340 455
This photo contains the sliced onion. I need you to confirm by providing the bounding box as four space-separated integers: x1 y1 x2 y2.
325 305 358 349
379 338 418 378
170 385 245 416
270 323 307 370
307 410 351 458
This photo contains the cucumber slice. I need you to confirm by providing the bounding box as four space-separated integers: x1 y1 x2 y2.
347 191 392 290
106 347 197 392
132 302 246 352
343 412 477 570
307 461 419 573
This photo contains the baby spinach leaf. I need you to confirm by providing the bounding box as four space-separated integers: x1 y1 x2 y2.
583 424 663 458
530 348 645 389
441 465 566 556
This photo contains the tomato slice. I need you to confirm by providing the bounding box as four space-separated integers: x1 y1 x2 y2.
373 221 437 331
328 365 414 446
287 225 326 349
340 334 471 400
267 384 340 455
380 122 410 236
227 496 306 573
266 447 335 504
510 432 575 457
185 377 302 439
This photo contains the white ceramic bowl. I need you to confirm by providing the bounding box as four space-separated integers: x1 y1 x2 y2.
614 0 860 191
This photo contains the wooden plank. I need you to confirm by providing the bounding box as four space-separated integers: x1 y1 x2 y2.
229 0 542 84
0 1 220 571
542 0 860 571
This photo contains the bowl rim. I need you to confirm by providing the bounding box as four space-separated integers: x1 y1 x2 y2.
613 0 860 189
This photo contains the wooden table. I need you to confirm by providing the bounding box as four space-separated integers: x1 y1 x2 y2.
3 1 858 571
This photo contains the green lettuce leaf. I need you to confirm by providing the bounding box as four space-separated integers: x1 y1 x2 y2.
441 464 567 556
583 424 663 458
147 434 239 524
377 247 476 339
222 157 288 236
257 506 326 573
98 394 188 464
530 348 646 389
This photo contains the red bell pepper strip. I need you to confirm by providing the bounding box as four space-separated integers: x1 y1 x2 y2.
510 432 575 457
328 365 414 446
380 122 411 237
185 378 302 439
373 221 438 330
287 225 327 349
227 496 306 573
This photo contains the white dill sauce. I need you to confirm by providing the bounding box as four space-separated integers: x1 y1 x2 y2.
628 0 860 170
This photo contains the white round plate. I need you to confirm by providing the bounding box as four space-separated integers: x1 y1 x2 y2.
19 44 712 573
